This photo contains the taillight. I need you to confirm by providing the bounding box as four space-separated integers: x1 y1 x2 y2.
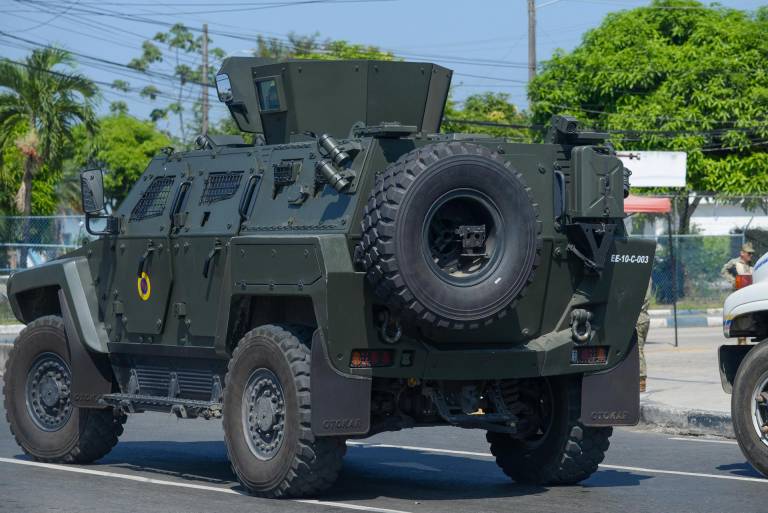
350 349 394 368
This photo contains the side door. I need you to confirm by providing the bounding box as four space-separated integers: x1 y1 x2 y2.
168 154 262 347
108 165 183 344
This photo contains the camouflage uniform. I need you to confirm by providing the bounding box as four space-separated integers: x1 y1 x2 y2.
720 257 753 286
721 243 755 345
636 281 651 381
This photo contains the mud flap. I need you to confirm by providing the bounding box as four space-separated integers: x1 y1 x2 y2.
580 336 640 426
58 290 113 408
719 344 754 394
310 330 371 436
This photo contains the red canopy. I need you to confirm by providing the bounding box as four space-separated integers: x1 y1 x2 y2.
624 195 672 214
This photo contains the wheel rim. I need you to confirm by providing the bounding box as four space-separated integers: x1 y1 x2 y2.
242 368 286 460
25 352 73 432
521 379 555 448
750 370 768 447
422 189 504 286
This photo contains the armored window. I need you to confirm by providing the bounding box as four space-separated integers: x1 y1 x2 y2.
199 171 244 205
256 79 281 111
130 176 175 221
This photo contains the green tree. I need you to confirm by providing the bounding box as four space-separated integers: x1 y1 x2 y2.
529 0 768 233
126 24 225 143
253 32 396 61
0 48 98 216
442 92 530 140
66 113 172 207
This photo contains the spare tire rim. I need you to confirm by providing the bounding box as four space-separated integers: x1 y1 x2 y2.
750 370 768 447
422 189 503 286
25 352 73 432
242 368 286 460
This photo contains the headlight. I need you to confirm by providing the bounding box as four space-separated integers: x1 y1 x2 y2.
723 317 732 337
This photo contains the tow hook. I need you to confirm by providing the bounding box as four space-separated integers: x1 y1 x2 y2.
570 309 593 344
379 310 402 344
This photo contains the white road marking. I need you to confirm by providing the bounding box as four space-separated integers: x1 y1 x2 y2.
668 436 738 445
598 464 767 484
348 442 768 484
379 461 442 472
294 500 417 513
0 457 416 513
347 441 489 458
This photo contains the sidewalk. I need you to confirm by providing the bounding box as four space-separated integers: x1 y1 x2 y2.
641 325 733 437
0 324 738 438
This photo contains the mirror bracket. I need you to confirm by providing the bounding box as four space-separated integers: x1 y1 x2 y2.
85 213 119 236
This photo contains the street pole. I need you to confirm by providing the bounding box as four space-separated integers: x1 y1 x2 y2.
528 0 536 83
202 23 209 135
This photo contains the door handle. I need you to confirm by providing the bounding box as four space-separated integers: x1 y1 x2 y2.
202 244 223 278
238 174 261 225
169 181 191 227
137 245 155 277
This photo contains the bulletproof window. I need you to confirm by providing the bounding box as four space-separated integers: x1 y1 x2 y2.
256 79 281 111
130 176 175 221
199 171 244 205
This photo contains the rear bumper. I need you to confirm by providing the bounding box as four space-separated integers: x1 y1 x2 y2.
356 328 633 381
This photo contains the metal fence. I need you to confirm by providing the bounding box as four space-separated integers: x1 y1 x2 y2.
0 216 87 323
637 233 745 310
0 216 86 274
0 216 753 327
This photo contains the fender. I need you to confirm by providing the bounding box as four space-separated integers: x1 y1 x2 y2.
7 257 113 408
7 256 109 353
718 344 754 393
310 329 371 436
580 334 640 426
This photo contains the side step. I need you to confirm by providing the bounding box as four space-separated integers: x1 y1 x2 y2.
100 393 222 419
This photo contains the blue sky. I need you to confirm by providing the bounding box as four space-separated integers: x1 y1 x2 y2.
0 0 762 136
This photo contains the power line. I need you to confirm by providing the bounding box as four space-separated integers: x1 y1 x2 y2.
0 31 215 89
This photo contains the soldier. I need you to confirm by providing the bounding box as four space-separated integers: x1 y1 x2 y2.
636 281 651 392
721 242 755 345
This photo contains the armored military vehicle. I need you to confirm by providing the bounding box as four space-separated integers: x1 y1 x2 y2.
3 58 653 498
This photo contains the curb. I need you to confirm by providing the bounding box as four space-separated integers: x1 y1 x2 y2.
650 316 722 329
0 324 22 336
650 308 723 317
639 400 733 438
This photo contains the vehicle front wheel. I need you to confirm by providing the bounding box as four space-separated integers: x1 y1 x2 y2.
487 377 611 485
223 324 345 498
3 315 125 463
732 341 768 477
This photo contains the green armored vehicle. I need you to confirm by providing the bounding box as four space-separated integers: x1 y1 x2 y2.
3 58 653 497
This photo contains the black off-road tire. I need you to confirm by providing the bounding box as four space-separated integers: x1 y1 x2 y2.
487 377 611 485
731 341 768 477
3 315 125 464
223 324 345 498
358 141 541 329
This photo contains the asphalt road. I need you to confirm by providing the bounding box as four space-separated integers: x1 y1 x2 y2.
1 392 767 513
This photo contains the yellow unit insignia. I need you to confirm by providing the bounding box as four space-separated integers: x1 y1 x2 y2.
137 272 151 301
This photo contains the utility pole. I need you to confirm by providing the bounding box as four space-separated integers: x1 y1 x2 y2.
527 0 536 83
202 23 209 135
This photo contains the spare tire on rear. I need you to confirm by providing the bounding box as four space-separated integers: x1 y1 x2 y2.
358 141 541 330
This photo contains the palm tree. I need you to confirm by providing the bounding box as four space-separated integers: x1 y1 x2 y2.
0 48 98 267
0 48 98 216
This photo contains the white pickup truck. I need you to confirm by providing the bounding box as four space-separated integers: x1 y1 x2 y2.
722 251 768 476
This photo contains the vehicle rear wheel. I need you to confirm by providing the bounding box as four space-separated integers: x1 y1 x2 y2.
3 315 125 463
731 341 768 477
223 324 345 498
486 377 611 485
